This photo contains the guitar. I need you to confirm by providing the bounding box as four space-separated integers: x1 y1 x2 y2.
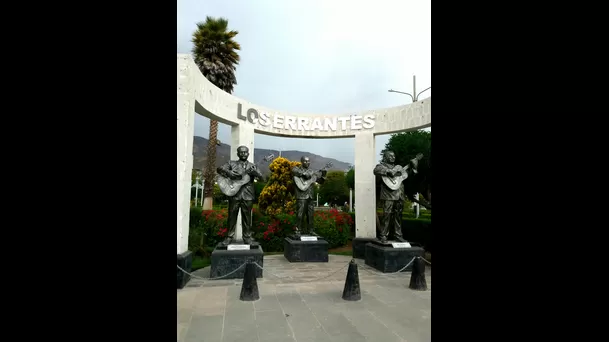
381 153 423 190
216 154 274 197
293 162 333 192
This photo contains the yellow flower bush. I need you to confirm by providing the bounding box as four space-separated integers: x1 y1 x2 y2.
258 157 301 215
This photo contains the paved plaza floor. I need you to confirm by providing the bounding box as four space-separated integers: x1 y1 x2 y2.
178 254 431 342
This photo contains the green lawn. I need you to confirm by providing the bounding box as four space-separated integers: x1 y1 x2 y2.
191 256 211 271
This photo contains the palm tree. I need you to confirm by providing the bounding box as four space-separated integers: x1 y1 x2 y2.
191 16 241 210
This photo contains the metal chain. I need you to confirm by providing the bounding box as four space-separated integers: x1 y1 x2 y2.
178 255 430 283
388 256 417 274
356 256 420 275
356 262 385 276
177 262 247 281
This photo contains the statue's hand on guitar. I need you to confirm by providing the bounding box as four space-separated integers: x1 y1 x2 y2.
246 164 258 174
379 154 423 190
387 170 402 177
217 153 275 197
293 162 333 192
229 170 242 180
381 166 409 190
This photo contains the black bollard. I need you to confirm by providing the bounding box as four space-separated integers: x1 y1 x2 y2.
409 257 427 291
239 261 260 301
342 259 361 301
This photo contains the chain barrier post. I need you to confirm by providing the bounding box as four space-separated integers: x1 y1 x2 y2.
409 257 427 291
240 260 260 301
342 259 361 301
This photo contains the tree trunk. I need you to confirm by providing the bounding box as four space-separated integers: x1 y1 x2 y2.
203 119 218 210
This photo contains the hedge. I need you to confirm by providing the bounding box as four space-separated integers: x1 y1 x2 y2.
189 207 352 255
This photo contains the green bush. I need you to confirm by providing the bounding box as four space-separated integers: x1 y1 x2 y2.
188 208 229 257
402 209 431 220
313 209 353 248
401 218 432 252
190 206 203 229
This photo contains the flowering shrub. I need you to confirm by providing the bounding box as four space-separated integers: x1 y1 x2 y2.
190 207 352 252
257 157 301 215
313 209 354 247
188 208 228 255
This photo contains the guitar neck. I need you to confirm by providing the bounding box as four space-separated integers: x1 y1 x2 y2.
253 157 272 167
313 166 330 174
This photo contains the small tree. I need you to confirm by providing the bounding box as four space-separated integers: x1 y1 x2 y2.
213 184 227 204
382 130 431 167
258 157 301 215
318 171 349 207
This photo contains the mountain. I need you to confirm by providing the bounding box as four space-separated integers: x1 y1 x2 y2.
192 136 352 178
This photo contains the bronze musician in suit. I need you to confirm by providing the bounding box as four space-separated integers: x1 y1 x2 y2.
216 146 263 245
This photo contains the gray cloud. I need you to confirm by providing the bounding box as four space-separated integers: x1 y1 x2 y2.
178 0 431 164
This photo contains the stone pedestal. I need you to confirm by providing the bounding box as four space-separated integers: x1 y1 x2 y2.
284 236 329 262
364 240 424 273
352 237 377 259
177 250 193 289
210 242 264 279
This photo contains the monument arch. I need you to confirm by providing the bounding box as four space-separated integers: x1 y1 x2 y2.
178 53 431 264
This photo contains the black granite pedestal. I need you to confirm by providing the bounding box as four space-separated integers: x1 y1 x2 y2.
210 242 264 279
352 237 377 259
284 236 329 262
177 250 193 289
364 240 424 273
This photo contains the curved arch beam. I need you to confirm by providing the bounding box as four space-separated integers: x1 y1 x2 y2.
179 54 431 139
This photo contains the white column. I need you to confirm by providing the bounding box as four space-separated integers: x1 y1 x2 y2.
177 57 196 254
177 59 195 254
354 131 376 238
230 123 255 242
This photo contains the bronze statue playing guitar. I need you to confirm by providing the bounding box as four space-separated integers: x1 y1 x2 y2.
373 150 422 243
380 153 423 191
215 147 273 245
293 161 333 192
216 153 274 197
291 157 332 236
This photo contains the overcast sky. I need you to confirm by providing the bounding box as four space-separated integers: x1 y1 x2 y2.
177 0 431 165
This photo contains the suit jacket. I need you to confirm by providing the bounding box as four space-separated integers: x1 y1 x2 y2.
373 162 405 201
292 166 315 200
217 160 263 201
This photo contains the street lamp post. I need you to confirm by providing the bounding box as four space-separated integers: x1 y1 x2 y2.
388 75 431 103
192 169 203 207
194 174 200 206
388 75 430 218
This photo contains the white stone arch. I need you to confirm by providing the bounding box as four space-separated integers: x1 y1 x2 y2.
177 54 431 255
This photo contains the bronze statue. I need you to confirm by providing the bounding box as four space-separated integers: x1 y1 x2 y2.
291 156 331 236
216 146 265 245
373 150 421 243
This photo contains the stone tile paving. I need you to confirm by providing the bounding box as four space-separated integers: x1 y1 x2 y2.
178 254 431 342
